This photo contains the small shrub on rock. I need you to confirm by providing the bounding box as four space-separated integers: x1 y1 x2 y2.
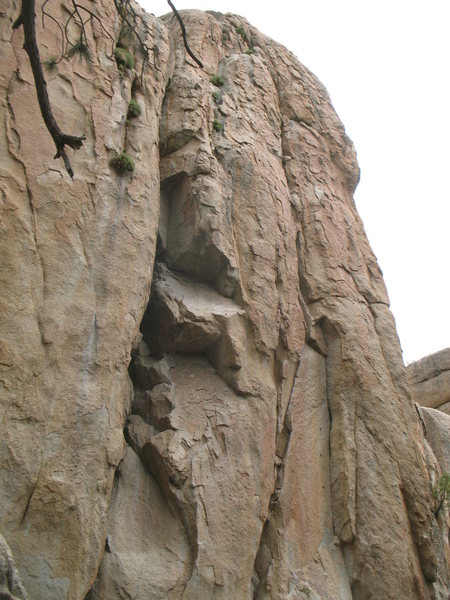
210 74 224 87
235 25 248 43
118 24 133 50
43 56 58 71
114 47 134 70
127 99 141 119
67 37 91 61
432 473 450 517
110 152 135 174
212 119 223 132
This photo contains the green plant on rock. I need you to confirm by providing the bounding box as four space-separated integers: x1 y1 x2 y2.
43 56 58 72
433 473 450 516
235 25 248 43
117 23 133 50
110 151 135 174
212 119 223 132
11 0 203 179
212 91 220 103
127 99 141 119
114 47 134 70
210 74 224 87
67 36 91 61
245 47 255 55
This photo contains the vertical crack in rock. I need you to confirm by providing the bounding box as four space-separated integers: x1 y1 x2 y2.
251 357 298 596
271 359 297 511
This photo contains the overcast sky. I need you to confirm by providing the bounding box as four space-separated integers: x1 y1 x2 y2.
139 0 449 364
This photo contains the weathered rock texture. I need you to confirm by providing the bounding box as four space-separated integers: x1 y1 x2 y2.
408 348 450 414
0 3 448 599
417 406 450 588
0 534 29 600
420 407 450 476
1 1 170 597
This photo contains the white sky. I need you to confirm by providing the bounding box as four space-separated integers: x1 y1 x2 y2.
139 0 449 364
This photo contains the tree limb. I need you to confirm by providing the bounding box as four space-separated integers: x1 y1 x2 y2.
167 0 203 68
14 0 85 178
12 0 203 178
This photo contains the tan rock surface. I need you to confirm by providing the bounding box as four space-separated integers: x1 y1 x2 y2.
0 4 448 600
0 1 171 598
407 348 450 414
418 407 450 594
0 534 29 600
420 407 450 476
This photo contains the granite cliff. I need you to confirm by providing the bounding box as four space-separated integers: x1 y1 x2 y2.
408 349 450 416
0 1 448 599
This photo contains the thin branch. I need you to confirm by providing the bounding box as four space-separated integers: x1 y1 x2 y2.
12 0 203 179
68 3 115 50
167 0 203 69
42 0 65 60
14 0 85 177
112 0 151 84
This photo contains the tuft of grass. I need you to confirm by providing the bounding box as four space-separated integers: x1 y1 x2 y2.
433 473 450 517
245 47 255 56
110 151 135 174
212 119 223 132
433 473 450 499
210 74 224 87
118 24 133 50
127 99 141 119
212 91 220 103
67 37 91 61
43 56 58 72
235 25 248 42
114 47 134 70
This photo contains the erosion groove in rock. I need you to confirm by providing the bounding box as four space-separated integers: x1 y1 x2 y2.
0 4 448 600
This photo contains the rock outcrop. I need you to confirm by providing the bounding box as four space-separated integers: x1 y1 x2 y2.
420 407 450 475
0 534 29 600
0 2 448 599
1 1 171 597
408 349 450 414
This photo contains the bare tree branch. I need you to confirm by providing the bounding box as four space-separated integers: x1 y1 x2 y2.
167 0 203 69
112 0 152 83
14 0 85 178
12 0 203 179
41 0 65 61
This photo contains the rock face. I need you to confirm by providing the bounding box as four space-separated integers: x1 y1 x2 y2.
0 534 29 600
0 1 171 597
407 349 450 414
420 407 450 476
416 406 450 588
0 3 448 600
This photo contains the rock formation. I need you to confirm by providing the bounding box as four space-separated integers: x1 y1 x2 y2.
0 2 448 599
0 534 29 600
408 349 450 415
